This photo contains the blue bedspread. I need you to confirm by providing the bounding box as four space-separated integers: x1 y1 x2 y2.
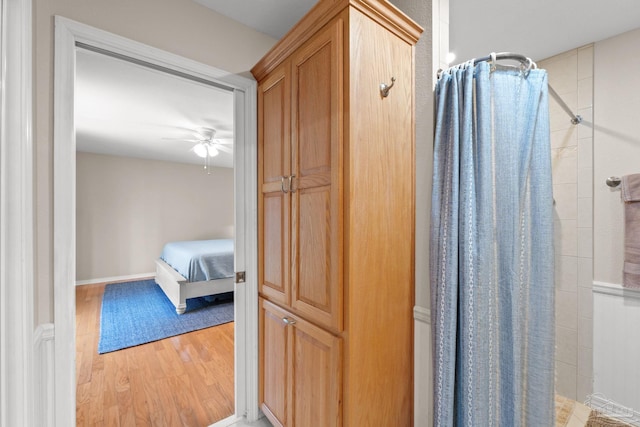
160 239 234 282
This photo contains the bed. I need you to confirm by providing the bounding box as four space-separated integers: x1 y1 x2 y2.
155 239 235 314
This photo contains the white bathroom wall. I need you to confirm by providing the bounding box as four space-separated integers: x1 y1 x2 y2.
593 27 640 285
539 44 594 402
592 27 640 416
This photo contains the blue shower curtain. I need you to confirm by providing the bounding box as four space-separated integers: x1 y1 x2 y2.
430 61 555 426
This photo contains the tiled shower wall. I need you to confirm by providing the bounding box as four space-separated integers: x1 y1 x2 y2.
539 45 594 402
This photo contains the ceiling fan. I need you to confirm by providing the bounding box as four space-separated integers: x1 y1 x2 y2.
171 127 233 173
186 127 233 158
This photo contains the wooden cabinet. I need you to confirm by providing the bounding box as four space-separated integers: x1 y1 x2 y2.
254 1 421 426
259 19 343 331
258 64 291 308
259 298 341 427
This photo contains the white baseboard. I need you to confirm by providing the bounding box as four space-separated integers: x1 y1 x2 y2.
34 323 55 427
414 305 432 427
75 272 155 286
586 393 640 426
414 305 431 323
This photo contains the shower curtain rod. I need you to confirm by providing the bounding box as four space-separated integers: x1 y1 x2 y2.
452 52 583 125
481 52 583 125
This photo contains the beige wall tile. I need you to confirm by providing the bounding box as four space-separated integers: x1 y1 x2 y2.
577 108 593 140
551 126 578 149
578 77 594 109
556 255 578 292
577 198 593 228
552 147 578 184
550 91 578 132
577 45 594 80
578 346 593 377
554 184 578 220
556 326 578 365
556 289 578 330
577 137 593 169
542 52 578 94
577 374 593 403
577 167 593 198
556 360 578 399
555 219 578 256
578 315 593 348
578 286 593 319
577 257 593 288
577 227 593 258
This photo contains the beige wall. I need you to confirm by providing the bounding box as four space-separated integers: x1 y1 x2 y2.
34 0 276 323
593 27 640 285
76 153 233 281
390 0 433 313
539 45 595 401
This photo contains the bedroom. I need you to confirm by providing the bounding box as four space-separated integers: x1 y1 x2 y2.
74 46 239 425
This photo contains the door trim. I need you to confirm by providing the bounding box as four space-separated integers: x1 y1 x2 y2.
53 16 259 426
0 0 34 425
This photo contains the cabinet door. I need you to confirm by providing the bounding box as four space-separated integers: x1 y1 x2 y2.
291 312 342 427
290 18 344 331
258 64 291 306
259 299 291 427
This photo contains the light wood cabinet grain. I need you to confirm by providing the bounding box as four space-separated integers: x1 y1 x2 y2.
258 65 291 307
254 1 421 426
259 298 341 427
290 19 344 332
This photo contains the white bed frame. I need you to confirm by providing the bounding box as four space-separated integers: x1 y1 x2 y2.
155 258 235 314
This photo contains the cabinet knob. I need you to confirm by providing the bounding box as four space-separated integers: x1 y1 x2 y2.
380 76 396 98
282 317 296 325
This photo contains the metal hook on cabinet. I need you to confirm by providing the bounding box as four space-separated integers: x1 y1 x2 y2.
380 77 396 98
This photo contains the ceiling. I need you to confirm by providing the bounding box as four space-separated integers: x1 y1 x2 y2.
194 0 317 39
75 48 235 169
76 0 640 168
449 0 640 64
192 0 640 63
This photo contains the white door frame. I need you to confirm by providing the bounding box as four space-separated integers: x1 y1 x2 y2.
0 0 34 425
53 17 259 427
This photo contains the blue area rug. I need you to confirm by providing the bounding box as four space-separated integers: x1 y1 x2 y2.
98 279 233 354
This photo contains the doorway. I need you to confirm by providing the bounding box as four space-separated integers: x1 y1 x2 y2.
74 44 237 424
54 17 259 427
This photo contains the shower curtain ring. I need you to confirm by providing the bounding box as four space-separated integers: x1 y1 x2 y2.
490 52 497 71
522 57 534 77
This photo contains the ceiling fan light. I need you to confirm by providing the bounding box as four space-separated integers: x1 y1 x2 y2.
207 145 219 157
194 142 207 158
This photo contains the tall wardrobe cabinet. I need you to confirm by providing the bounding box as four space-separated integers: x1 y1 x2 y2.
252 1 422 426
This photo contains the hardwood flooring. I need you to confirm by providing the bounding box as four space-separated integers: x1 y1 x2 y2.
76 282 235 427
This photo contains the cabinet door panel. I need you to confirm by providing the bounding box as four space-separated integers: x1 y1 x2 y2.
261 69 290 185
291 315 342 427
290 18 343 331
259 65 291 305
296 187 330 310
260 300 290 427
296 42 332 177
262 193 288 303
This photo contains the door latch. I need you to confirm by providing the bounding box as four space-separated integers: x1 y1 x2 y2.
235 271 246 283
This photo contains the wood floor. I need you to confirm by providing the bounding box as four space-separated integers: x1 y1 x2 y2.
76 282 235 427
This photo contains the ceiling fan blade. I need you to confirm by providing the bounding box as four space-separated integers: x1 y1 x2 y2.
216 145 233 154
214 140 234 145
161 137 202 142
